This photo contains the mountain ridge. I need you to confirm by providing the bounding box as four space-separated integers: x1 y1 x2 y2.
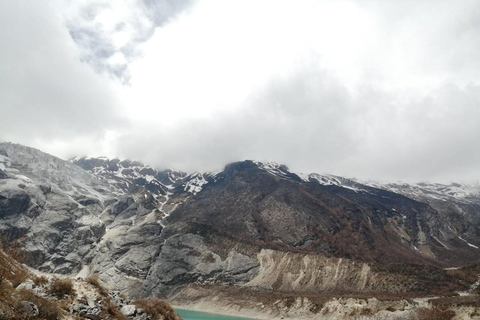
2 142 480 319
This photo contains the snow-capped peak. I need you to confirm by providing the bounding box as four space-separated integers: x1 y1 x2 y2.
253 161 293 179
71 156 186 197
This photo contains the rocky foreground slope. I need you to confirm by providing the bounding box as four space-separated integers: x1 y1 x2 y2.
2 142 480 319
0 240 182 319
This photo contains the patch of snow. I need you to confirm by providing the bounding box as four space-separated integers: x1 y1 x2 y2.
309 173 341 186
254 161 292 179
184 173 208 195
308 173 369 193
433 236 450 250
458 236 479 249
296 172 310 182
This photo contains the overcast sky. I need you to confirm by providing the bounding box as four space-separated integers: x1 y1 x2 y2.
1 0 479 183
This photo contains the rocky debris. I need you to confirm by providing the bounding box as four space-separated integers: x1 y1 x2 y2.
16 278 36 291
316 297 416 319
5 272 179 320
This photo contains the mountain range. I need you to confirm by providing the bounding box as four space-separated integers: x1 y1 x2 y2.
1 142 480 319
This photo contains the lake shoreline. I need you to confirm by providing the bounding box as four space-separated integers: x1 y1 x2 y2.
172 303 277 320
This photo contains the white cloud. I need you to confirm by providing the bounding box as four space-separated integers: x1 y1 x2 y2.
1 0 480 183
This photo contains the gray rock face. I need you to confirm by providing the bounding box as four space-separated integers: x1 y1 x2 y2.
142 233 260 297
16 279 35 291
0 143 167 283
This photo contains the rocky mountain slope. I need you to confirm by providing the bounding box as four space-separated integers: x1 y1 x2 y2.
2 142 480 319
0 239 182 320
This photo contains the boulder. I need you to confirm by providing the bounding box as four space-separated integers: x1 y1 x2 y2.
121 304 137 316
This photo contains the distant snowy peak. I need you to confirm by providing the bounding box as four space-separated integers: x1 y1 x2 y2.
70 155 480 202
71 156 187 197
362 180 480 203
181 161 363 196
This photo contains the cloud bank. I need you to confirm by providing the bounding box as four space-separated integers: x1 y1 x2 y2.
1 0 479 183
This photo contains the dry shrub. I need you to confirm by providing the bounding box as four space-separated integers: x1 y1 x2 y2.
48 278 75 299
0 280 15 315
32 275 48 286
416 307 455 320
56 299 71 312
17 288 63 320
102 297 128 320
5 268 28 288
134 297 182 320
85 274 108 296
0 248 29 287
1 238 26 263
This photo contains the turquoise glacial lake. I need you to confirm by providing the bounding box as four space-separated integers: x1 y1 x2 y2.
175 308 261 320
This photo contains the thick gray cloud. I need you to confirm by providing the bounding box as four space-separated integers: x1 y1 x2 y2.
0 1 127 155
114 72 480 183
65 0 192 82
1 0 479 184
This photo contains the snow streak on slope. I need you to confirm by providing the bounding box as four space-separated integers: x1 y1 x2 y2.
459 236 480 249
183 173 207 195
